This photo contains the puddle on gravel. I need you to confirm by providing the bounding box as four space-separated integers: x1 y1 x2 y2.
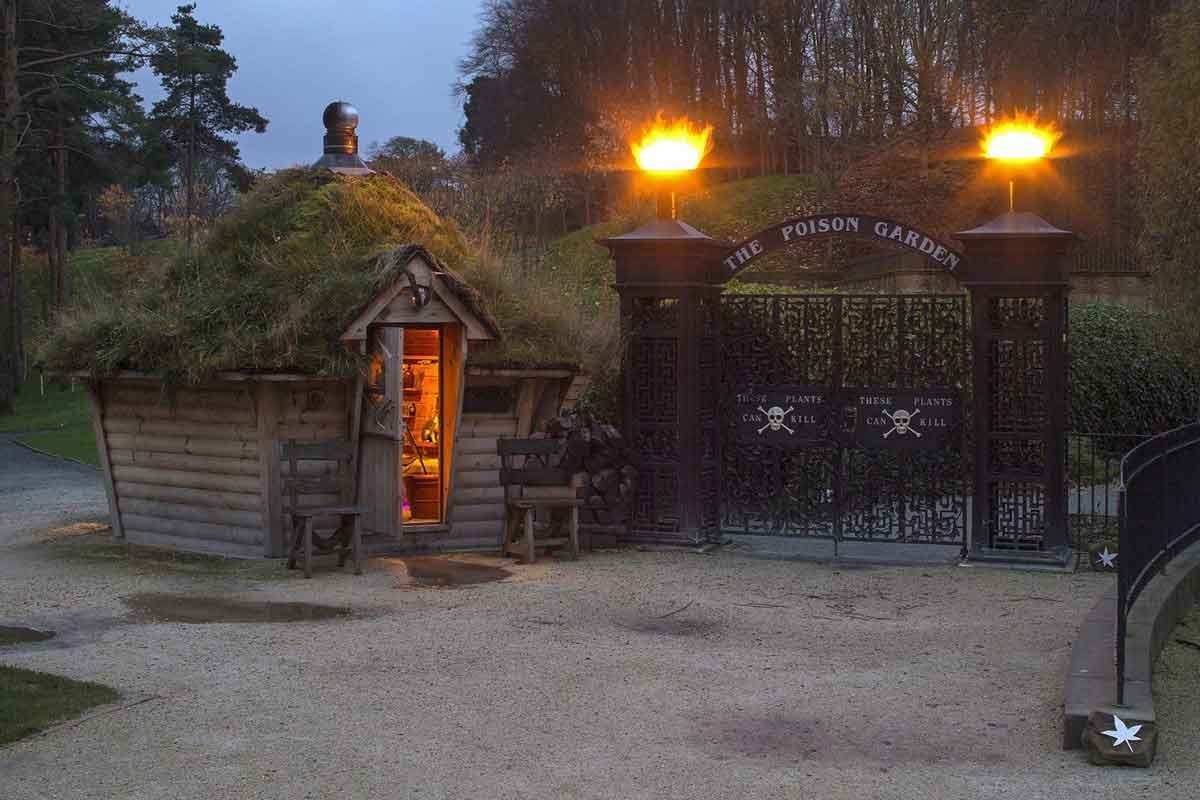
694 713 984 766
124 593 351 624
613 604 724 637
397 557 512 587
0 626 56 645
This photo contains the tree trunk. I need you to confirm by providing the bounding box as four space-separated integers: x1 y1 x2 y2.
53 123 67 307
185 71 197 249
0 0 19 414
12 212 20 380
47 123 63 312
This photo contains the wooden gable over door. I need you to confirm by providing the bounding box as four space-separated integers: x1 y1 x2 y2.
340 251 498 346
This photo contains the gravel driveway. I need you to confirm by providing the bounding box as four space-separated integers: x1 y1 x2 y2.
0 435 106 547
1 527 1195 799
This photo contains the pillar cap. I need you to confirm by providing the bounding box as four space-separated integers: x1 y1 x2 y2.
599 218 730 248
957 211 1076 240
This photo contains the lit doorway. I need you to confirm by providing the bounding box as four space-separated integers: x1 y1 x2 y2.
400 328 442 524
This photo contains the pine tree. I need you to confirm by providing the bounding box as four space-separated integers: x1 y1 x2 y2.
0 0 146 415
20 1 142 312
148 4 266 247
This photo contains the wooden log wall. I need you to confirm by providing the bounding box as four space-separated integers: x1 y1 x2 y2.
446 410 515 549
92 373 573 558
101 381 265 558
96 378 351 558
443 374 574 551
259 381 351 557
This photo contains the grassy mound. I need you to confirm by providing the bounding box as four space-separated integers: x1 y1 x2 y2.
39 169 488 382
544 174 821 304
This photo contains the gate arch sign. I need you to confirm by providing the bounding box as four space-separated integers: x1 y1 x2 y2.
721 213 964 279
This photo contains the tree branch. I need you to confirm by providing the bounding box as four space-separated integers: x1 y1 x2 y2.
20 47 149 71
18 18 100 33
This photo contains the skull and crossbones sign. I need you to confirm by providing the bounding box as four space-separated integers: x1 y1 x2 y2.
757 405 795 435
883 408 921 438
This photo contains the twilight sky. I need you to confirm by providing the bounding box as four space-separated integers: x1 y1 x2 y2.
118 0 484 170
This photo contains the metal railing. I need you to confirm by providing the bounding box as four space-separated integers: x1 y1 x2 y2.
1070 248 1146 275
1069 433 1152 561
1116 423 1200 704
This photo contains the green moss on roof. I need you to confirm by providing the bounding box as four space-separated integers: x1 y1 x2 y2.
40 168 581 383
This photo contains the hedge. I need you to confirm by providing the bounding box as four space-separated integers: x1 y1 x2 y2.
1070 301 1200 435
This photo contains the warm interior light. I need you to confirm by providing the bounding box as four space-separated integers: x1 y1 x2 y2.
982 115 1060 162
632 114 713 174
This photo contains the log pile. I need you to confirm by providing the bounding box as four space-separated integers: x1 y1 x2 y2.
543 413 639 529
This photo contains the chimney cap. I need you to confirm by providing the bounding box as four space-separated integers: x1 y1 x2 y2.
323 101 359 131
315 100 373 175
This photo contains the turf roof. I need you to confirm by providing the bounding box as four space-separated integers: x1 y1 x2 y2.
41 168 582 383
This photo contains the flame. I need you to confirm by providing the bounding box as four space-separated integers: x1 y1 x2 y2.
632 114 714 174
982 114 1060 161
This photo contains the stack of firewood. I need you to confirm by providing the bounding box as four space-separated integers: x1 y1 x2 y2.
542 413 639 529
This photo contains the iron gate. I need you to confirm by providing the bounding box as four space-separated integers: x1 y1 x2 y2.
720 294 970 545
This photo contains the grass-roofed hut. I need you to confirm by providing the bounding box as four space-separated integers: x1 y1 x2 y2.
42 105 588 559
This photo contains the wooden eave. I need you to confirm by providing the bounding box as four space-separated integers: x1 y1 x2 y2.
466 366 577 379
340 256 497 344
67 370 346 383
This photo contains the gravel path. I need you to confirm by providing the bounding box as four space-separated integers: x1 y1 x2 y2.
1 528 1194 799
0 435 106 547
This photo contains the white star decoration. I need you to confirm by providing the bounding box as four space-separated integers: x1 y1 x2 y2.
1096 547 1118 569
1102 715 1143 752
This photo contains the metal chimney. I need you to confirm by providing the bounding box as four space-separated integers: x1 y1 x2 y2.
314 101 373 175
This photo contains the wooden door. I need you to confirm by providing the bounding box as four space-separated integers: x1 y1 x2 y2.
359 326 404 538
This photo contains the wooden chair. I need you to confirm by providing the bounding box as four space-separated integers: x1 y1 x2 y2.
278 439 368 578
497 438 582 563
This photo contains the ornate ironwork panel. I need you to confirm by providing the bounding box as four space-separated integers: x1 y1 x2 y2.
989 339 1047 433
988 296 1046 330
719 294 969 545
976 287 1066 551
698 295 721 531
630 334 679 532
989 480 1046 549
631 297 680 333
632 338 678 425
720 295 837 387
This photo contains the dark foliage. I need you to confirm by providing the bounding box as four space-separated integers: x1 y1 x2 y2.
1070 302 1200 436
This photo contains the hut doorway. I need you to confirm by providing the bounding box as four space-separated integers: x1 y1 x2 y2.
361 322 464 541
399 328 443 524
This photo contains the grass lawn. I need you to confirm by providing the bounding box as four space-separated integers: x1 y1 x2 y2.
0 628 53 646
1 241 182 459
0 376 90 434
16 424 98 466
0 665 119 746
0 376 97 465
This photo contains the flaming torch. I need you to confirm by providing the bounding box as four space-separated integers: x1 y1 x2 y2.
631 114 714 219
982 114 1060 212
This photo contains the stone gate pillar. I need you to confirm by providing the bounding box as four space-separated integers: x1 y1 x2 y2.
602 218 728 545
957 212 1077 563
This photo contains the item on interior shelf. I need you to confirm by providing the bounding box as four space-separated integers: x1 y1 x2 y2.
402 363 415 390
422 414 439 444
402 499 413 522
